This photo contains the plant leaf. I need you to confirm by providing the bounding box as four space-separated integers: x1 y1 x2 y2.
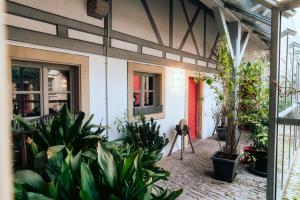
80 161 99 200
97 142 117 188
15 170 45 192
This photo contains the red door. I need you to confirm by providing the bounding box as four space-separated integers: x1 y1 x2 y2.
188 78 197 140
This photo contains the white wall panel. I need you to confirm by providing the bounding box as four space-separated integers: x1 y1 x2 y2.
112 0 158 43
8 0 104 27
182 56 195 64
202 74 219 139
6 14 57 35
158 67 186 155
111 39 138 52
107 58 128 140
166 52 180 61
89 55 106 126
68 29 103 44
142 46 163 57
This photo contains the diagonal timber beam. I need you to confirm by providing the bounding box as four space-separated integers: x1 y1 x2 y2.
141 0 164 45
180 0 200 55
179 6 200 51
228 21 241 64
239 32 250 65
213 7 235 60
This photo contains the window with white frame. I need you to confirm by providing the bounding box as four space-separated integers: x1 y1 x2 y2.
12 61 76 117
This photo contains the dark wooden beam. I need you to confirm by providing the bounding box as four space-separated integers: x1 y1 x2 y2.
169 0 173 48
141 0 164 45
7 26 104 55
7 26 217 74
180 0 200 56
110 30 211 62
6 1 104 36
203 12 206 58
108 47 218 74
178 6 200 51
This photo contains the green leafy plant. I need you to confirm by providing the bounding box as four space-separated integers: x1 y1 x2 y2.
196 35 240 157
14 104 106 168
116 114 169 169
14 105 182 199
251 124 268 152
238 60 269 129
15 142 182 200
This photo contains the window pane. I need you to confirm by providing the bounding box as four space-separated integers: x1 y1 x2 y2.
133 74 141 91
13 94 41 117
133 92 141 107
48 69 70 91
12 66 40 91
144 76 153 90
144 92 154 106
48 93 70 114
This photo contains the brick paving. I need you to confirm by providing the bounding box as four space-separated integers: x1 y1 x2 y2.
158 135 266 200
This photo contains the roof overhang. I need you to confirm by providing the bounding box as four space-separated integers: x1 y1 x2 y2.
257 0 300 12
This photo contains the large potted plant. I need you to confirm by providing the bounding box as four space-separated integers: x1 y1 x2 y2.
205 35 242 182
211 122 242 182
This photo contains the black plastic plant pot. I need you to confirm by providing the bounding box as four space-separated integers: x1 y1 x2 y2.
253 151 268 174
216 126 227 141
211 151 239 182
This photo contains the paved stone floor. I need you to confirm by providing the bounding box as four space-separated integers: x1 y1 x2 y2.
158 135 266 200
284 150 300 199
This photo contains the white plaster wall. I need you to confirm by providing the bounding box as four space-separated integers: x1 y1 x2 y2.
106 57 128 140
88 55 106 126
159 67 186 155
9 0 104 27
202 74 219 139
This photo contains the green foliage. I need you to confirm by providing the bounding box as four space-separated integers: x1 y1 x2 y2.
238 60 269 128
251 124 268 152
116 114 169 170
14 105 182 200
199 35 238 155
238 60 269 153
15 142 182 200
14 104 106 168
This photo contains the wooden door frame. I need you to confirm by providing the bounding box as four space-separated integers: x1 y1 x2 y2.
185 71 204 139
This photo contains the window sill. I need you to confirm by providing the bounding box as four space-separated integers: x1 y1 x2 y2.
130 106 165 121
133 105 163 116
